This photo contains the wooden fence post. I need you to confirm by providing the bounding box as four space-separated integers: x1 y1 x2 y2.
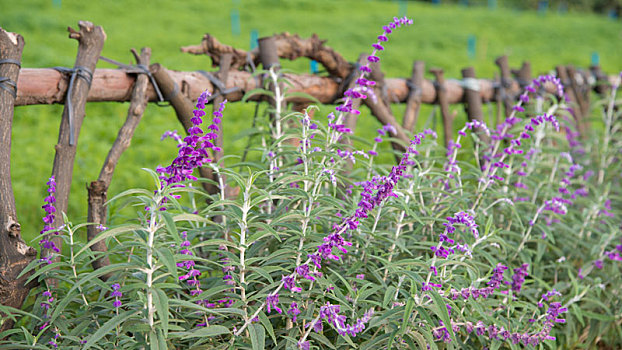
430 68 453 149
402 60 425 133
495 55 516 119
461 66 490 145
0 27 37 333
556 65 586 137
567 65 590 127
86 48 152 279
44 21 106 261
590 65 610 98
511 61 532 89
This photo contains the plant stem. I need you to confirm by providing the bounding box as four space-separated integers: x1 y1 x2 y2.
598 76 620 185
146 199 158 329
383 181 414 281
238 182 252 323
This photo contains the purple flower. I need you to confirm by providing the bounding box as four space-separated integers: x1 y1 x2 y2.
38 176 61 258
333 16 413 119
315 302 373 337
422 282 442 291
266 294 282 314
161 130 183 145
511 264 529 293
110 284 122 298
288 302 301 322
282 275 302 292
111 283 123 309
157 92 227 188
487 263 508 289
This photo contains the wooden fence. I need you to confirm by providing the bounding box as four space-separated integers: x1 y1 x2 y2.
0 21 618 331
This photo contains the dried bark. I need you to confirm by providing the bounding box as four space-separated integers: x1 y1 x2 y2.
14 67 610 109
590 65 610 97
567 65 590 127
87 48 152 279
180 34 250 71
430 68 453 149
461 67 490 145
43 21 106 262
495 55 519 119
181 32 352 79
402 60 425 133
0 27 37 333
557 65 587 137
511 61 532 88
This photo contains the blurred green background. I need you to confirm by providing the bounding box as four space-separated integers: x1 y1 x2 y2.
1 0 621 243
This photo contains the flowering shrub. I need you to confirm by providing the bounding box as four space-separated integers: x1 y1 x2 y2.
2 17 621 349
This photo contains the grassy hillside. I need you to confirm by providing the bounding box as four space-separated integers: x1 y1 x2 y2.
2 0 621 243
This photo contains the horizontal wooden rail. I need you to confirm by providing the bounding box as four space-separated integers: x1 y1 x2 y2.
15 67 616 107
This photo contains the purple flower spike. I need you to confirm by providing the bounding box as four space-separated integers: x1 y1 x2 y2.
110 283 123 309
39 176 59 258
511 263 529 293
157 91 228 188
288 302 301 322
488 263 508 289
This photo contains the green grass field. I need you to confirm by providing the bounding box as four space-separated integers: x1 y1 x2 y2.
2 0 621 243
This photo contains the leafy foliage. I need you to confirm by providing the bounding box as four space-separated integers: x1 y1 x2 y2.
2 17 621 350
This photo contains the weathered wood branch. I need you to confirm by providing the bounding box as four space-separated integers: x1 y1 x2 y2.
511 61 532 88
181 32 352 79
567 65 591 128
180 34 250 71
402 60 425 133
495 55 518 119
87 47 152 279
44 21 106 263
557 65 587 138
430 68 453 148
590 65 610 96
461 66 490 145
16 67 607 108
0 27 37 334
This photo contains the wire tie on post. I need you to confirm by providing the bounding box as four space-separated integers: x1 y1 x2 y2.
99 56 166 105
196 70 239 102
0 59 22 68
0 59 22 99
461 77 480 92
0 77 17 98
52 66 93 146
